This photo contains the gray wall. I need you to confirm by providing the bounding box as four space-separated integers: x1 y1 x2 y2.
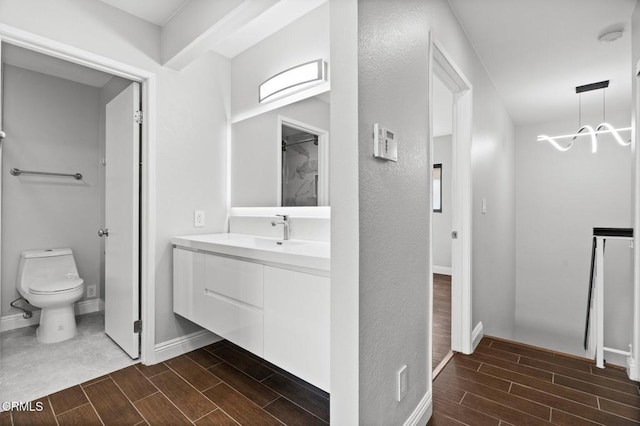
433 135 452 270
346 0 516 422
515 113 633 365
358 0 431 422
1 65 101 315
231 97 329 207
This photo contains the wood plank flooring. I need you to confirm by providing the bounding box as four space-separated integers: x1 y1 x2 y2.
4 340 329 425
433 273 452 370
430 336 640 425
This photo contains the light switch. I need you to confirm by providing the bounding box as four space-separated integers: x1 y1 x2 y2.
482 198 487 214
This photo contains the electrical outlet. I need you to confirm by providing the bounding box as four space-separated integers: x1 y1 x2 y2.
397 365 408 402
87 285 96 298
194 210 205 227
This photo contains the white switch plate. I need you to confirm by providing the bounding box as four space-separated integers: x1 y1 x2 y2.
87 285 96 298
194 210 205 227
397 365 408 402
482 198 487 214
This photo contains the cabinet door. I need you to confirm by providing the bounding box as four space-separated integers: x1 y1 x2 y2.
201 254 264 356
173 248 204 322
263 266 330 391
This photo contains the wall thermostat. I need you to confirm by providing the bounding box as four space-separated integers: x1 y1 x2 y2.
373 123 398 162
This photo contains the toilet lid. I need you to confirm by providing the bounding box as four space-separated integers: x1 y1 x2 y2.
29 277 84 294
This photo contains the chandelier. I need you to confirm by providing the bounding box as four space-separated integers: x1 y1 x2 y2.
537 80 631 153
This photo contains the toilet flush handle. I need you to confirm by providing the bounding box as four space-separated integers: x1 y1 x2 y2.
98 228 109 237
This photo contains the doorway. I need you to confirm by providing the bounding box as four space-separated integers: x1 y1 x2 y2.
431 73 454 372
429 37 476 378
0 39 148 402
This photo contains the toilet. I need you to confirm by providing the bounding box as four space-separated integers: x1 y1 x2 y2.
17 248 85 343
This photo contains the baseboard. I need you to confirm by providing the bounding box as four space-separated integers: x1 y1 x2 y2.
152 329 221 364
627 355 638 381
432 266 452 276
0 298 102 333
471 321 484 350
403 389 432 426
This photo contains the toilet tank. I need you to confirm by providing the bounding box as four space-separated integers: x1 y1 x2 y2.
17 249 80 294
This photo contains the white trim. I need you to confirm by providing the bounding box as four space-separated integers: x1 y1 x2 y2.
632 67 640 381
430 38 474 355
471 321 484 350
0 298 103 333
432 266 452 276
0 24 156 366
403 390 433 426
230 206 331 218
277 115 329 207
153 330 221 363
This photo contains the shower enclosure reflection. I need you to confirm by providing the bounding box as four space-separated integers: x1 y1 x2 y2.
281 124 319 207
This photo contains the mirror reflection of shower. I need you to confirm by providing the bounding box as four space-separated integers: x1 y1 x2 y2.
281 124 319 206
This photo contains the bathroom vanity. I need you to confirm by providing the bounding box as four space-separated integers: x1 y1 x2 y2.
172 233 330 391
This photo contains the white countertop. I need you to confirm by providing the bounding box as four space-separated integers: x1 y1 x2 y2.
171 233 330 273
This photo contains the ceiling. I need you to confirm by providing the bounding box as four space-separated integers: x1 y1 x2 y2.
448 0 637 126
99 0 188 26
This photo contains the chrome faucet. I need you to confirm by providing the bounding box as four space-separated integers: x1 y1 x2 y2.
271 214 290 240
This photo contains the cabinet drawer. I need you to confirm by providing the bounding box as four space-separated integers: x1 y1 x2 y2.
203 254 264 308
200 289 263 357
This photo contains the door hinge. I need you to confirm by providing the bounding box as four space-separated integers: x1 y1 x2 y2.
134 320 142 333
134 110 143 124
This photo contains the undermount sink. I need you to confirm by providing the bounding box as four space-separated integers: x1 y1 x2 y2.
171 233 329 272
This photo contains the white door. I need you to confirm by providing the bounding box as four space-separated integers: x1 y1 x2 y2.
104 82 140 359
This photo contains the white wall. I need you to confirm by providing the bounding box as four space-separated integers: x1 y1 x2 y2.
433 135 452 271
515 112 633 365
0 0 231 345
425 0 517 340
231 96 329 207
1 65 101 315
230 2 329 118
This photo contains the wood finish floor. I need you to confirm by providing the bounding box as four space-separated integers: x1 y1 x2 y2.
433 273 452 371
1 339 329 425
429 336 640 425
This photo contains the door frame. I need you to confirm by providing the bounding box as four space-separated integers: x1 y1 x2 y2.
0 24 157 364
428 35 478 362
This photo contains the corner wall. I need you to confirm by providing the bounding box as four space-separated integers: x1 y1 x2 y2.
515 113 633 364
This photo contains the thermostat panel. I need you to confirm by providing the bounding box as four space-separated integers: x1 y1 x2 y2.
373 123 398 162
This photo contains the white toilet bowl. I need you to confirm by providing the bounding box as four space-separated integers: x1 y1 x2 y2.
17 248 85 343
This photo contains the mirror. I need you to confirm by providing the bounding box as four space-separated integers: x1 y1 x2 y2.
231 95 330 207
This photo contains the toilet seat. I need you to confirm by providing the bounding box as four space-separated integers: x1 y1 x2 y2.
29 278 84 295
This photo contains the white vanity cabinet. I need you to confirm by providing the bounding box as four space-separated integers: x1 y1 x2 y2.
263 266 330 391
173 248 264 356
172 235 330 392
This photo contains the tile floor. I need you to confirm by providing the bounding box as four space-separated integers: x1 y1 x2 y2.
0 311 136 404
430 336 640 425
1 339 329 425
